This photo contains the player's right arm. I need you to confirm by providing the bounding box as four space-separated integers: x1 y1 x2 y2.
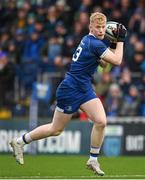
102 42 123 65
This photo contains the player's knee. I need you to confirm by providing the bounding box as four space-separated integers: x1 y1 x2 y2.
94 118 107 128
101 120 107 128
48 123 64 136
53 129 63 136
51 127 63 136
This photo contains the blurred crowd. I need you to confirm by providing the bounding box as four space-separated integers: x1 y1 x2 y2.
0 0 145 119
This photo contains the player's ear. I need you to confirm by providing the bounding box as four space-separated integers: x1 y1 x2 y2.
89 24 92 32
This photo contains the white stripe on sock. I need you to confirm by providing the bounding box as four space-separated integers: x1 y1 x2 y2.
90 146 100 154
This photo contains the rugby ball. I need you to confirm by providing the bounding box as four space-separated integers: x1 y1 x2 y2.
105 21 120 42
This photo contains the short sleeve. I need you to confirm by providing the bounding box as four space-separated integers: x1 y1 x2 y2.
90 38 108 59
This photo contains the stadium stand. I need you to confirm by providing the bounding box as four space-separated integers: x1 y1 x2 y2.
0 0 144 118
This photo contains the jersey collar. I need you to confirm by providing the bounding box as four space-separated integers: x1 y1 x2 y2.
89 33 96 38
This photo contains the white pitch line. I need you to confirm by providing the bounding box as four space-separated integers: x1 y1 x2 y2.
1 175 145 179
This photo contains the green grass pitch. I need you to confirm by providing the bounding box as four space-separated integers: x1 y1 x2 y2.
0 155 145 179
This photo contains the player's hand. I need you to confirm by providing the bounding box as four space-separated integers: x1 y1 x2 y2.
112 23 127 42
117 24 127 42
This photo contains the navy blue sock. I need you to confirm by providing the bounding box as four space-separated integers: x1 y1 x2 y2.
22 134 29 144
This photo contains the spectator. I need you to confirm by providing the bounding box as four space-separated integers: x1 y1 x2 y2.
128 41 145 73
7 41 17 64
139 73 145 115
0 30 10 51
115 0 135 27
16 8 27 29
124 33 138 63
105 84 122 117
102 0 113 17
110 8 124 24
45 6 58 37
20 30 45 93
95 72 112 103
35 5 46 23
0 52 15 110
40 34 62 73
78 11 89 32
119 85 141 116
73 20 86 45
56 0 72 27
55 21 67 40
78 0 93 14
129 11 145 37
119 68 132 95
26 13 36 34
1 1 17 30
22 30 45 62
34 20 45 35
14 28 26 64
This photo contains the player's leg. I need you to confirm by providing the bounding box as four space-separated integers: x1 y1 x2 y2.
26 109 72 141
80 98 107 176
10 109 72 165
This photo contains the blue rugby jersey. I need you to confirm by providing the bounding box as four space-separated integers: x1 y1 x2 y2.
66 34 109 92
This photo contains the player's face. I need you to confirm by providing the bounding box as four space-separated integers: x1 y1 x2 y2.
90 21 106 39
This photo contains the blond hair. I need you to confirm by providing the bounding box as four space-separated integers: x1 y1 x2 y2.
90 12 106 24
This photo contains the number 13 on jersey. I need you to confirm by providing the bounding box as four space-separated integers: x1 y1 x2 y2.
72 46 82 62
